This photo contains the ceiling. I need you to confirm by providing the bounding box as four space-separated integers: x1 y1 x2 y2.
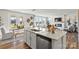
8 9 76 17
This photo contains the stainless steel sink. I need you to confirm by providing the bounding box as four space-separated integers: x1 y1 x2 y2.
31 29 41 32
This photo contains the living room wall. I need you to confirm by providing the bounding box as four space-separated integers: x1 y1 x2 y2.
48 11 78 30
0 9 34 31
0 9 78 31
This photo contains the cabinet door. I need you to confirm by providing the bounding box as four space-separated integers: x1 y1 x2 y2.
24 30 27 43
52 35 66 49
30 32 36 49
52 39 62 49
26 30 31 46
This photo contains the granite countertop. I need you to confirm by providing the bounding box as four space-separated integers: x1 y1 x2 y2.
25 29 67 40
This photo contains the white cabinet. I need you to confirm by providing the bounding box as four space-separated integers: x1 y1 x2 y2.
52 35 66 49
30 32 36 49
24 30 37 49
52 39 62 49
26 30 31 46
24 30 27 43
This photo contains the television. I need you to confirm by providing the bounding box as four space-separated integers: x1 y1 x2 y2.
55 18 62 22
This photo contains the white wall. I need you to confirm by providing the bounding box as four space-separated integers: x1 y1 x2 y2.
51 12 78 30
0 9 78 31
34 12 78 30
0 10 34 30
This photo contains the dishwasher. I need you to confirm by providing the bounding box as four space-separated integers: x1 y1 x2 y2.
36 35 51 49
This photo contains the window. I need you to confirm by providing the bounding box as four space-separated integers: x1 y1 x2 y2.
19 17 23 24
17 17 24 29
47 18 53 25
33 16 47 28
10 16 24 29
10 16 17 29
10 16 16 24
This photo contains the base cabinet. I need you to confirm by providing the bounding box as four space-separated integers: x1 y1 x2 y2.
26 30 31 46
24 30 27 43
30 32 36 49
52 35 66 49
24 30 66 49
25 30 37 49
25 30 51 49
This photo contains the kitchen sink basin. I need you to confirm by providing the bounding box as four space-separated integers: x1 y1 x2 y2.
31 29 41 32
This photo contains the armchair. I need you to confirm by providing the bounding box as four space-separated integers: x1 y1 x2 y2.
1 28 13 40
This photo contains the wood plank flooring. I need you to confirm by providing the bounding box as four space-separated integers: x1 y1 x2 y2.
0 40 30 49
66 32 78 49
0 32 78 49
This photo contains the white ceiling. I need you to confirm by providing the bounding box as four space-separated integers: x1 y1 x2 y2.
8 9 76 17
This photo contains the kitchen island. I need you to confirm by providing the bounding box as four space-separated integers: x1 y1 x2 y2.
24 29 67 49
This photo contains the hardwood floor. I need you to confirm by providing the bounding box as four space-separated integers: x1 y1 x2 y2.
0 40 30 49
0 32 78 49
66 32 78 49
